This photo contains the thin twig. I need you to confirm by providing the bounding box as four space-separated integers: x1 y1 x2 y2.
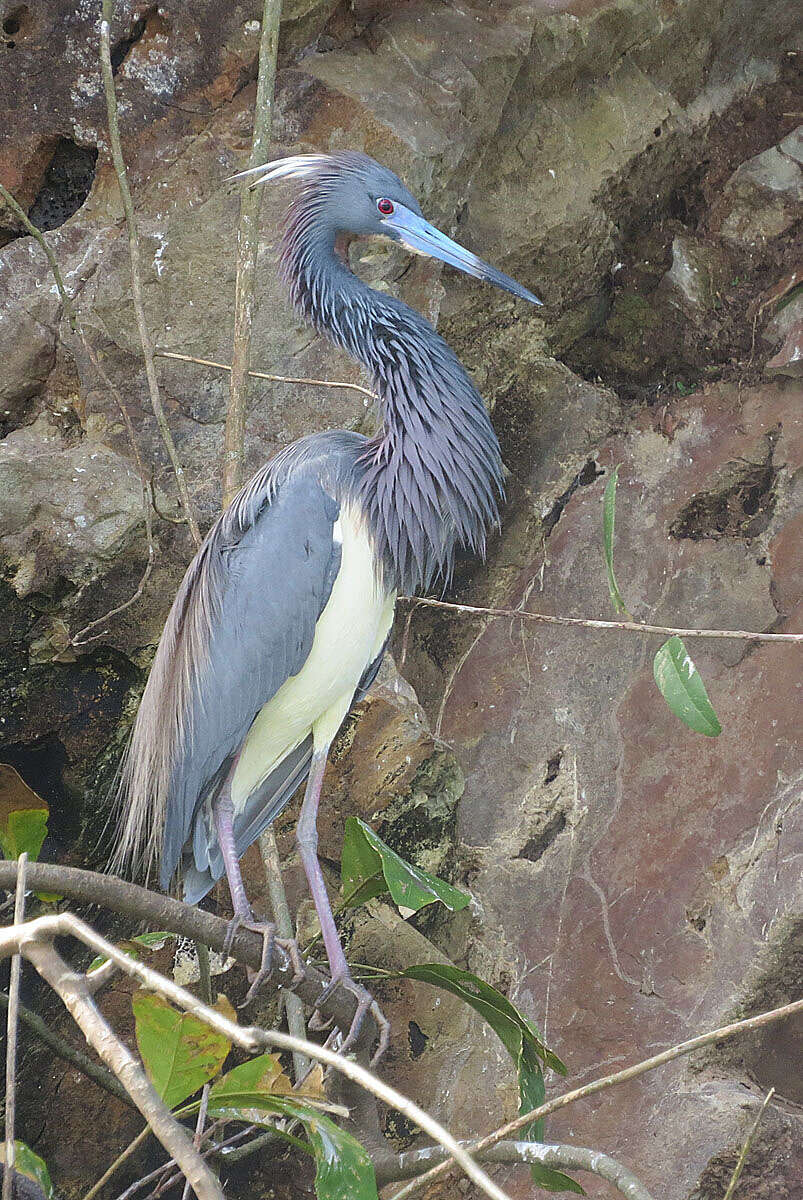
223 0 283 506
398 595 803 643
0 914 513 1200
18 934 221 1200
723 1089 775 1200
155 350 376 401
258 827 308 1080
84 1125 152 1200
181 1085 210 1200
99 5 201 547
377 1139 655 1199
389 1001 803 1199
0 990 134 1109
0 180 157 648
2 854 27 1200
67 328 155 646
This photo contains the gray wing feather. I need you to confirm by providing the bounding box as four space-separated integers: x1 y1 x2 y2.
181 633 391 905
113 455 344 893
160 472 341 886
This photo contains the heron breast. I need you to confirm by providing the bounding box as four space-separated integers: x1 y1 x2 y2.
231 502 395 807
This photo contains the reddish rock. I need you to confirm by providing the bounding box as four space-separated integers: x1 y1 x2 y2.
421 382 802 1197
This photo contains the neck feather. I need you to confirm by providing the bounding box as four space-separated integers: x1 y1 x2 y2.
280 203 504 593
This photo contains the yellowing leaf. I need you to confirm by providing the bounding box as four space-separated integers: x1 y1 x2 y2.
132 991 230 1108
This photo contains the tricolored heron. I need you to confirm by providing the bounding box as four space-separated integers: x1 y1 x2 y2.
114 152 541 1052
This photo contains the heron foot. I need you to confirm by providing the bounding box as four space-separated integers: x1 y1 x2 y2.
222 914 306 1006
312 972 390 1066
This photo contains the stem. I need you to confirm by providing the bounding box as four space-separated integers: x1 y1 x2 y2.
223 0 283 506
257 828 308 1079
99 4 201 547
723 1089 775 1200
0 990 134 1109
2 855 27 1200
377 1139 655 1199
398 594 803 643
83 1125 152 1200
156 350 375 401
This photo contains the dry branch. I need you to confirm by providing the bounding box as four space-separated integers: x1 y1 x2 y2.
22 938 221 1200
377 1139 655 1199
0 913 512 1200
156 349 376 401
389 998 803 1199
399 594 803 643
0 860 379 1051
99 4 201 547
0 989 134 1109
223 0 283 505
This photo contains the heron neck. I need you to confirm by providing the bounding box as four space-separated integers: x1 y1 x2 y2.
281 231 505 593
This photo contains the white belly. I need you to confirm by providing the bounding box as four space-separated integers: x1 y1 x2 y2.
231 501 396 808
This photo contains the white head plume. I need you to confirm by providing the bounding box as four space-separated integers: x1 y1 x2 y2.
226 154 331 188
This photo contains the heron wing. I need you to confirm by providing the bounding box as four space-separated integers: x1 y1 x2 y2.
181 637 389 905
116 460 344 891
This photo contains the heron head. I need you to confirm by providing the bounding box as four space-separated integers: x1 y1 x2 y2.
228 151 542 306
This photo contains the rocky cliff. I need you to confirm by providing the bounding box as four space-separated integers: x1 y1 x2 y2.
0 1 800 1197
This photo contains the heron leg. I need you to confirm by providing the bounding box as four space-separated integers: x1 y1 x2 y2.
213 787 301 997
297 748 390 1062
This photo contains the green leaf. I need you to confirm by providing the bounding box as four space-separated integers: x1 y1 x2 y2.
653 637 722 737
340 819 387 908
88 930 176 974
602 466 631 618
342 818 471 915
0 1143 54 1200
403 965 581 1193
208 1060 377 1200
0 809 49 862
303 1113 378 1200
132 991 231 1108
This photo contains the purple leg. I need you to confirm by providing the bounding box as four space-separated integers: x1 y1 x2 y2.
213 783 303 995
214 788 252 920
297 748 389 1060
296 748 349 981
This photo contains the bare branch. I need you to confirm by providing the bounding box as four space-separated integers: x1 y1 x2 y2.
377 1139 655 1199
258 827 308 1079
223 0 283 506
156 349 376 401
723 1089 775 1200
389 999 803 1199
83 1126 152 1200
0 988 133 1108
399 595 803 643
98 5 201 547
0 860 379 1053
15 929 221 1200
0 914 513 1200
2 854 27 1200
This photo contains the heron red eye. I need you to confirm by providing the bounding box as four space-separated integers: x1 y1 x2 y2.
377 198 394 215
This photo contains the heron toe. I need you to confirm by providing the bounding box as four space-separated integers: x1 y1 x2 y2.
226 918 306 1007
313 971 390 1065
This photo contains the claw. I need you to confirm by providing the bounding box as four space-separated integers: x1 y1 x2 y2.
313 973 390 1065
228 918 307 1007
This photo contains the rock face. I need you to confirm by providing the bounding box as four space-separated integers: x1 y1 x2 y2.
0 1 801 1198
